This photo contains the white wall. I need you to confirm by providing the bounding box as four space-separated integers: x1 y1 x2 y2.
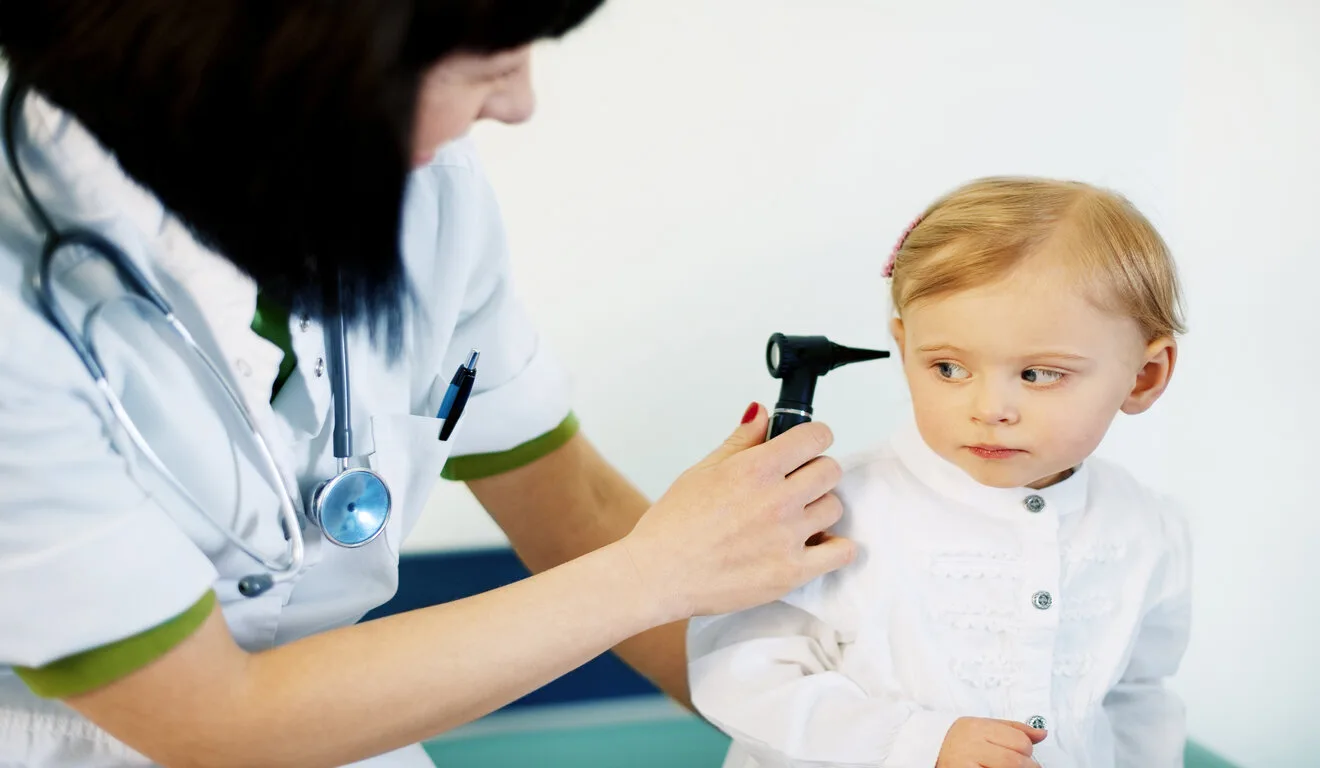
402 1 1319 764
1165 2 1320 765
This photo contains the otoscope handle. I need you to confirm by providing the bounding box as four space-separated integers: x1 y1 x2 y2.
767 407 812 440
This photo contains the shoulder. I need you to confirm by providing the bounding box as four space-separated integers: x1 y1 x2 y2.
835 442 909 508
1084 456 1192 565
398 135 509 300
1085 458 1188 528
0 238 85 387
826 442 916 549
774 443 908 630
401 135 499 235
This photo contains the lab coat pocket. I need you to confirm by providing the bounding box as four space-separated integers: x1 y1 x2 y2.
366 412 453 559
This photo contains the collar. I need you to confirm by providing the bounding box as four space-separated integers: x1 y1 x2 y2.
889 417 1089 521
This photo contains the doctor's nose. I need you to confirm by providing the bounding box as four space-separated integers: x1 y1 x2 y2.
480 68 536 126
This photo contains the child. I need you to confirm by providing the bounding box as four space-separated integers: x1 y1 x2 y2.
688 177 1192 768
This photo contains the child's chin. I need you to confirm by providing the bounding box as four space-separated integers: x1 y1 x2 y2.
959 461 1037 490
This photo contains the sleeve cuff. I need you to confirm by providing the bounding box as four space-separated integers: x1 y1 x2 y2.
14 590 216 699
887 709 960 768
441 412 579 481
442 336 573 457
0 504 219 668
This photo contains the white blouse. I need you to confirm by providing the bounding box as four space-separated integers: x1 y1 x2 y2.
688 419 1192 768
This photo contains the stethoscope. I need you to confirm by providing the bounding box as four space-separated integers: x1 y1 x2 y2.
1 79 410 598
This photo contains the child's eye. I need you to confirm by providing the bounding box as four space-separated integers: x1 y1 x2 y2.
1022 368 1065 385
935 362 971 380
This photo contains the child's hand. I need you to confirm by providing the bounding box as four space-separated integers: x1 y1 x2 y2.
935 717 1047 768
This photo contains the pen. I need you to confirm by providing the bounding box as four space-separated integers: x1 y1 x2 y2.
436 349 478 441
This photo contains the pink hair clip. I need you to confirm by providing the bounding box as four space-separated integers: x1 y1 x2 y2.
882 213 924 278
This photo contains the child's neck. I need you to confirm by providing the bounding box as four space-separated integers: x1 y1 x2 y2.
1027 466 1077 490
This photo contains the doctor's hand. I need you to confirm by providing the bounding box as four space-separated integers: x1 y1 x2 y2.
620 401 855 622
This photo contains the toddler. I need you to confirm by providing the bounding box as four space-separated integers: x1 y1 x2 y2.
688 177 1192 768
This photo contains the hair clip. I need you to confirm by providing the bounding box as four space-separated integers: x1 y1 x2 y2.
882 213 924 278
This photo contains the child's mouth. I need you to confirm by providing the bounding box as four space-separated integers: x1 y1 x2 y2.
966 445 1025 460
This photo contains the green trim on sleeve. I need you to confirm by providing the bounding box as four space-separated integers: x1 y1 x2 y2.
441 412 580 481
13 590 217 699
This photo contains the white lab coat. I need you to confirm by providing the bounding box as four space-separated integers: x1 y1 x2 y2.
0 82 573 766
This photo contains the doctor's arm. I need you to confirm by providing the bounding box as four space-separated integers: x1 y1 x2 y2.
54 410 852 768
466 429 693 709
404 148 693 708
1101 510 1193 767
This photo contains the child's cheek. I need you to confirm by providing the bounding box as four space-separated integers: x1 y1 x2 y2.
1045 394 1116 463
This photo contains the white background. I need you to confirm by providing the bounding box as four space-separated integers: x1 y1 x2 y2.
402 1 1320 764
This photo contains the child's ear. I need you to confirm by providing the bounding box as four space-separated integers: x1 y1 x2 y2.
889 317 907 362
1122 336 1177 415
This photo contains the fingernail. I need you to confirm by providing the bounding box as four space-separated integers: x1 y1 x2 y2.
741 402 760 424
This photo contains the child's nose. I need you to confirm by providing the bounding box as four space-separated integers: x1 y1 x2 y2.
971 380 1020 425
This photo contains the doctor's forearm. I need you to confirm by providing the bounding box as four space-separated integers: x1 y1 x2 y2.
67 542 668 768
469 432 694 709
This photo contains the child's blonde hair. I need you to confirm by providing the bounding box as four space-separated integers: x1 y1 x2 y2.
887 177 1185 341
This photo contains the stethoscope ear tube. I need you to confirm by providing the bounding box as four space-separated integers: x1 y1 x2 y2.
4 77 420 595
3 78 311 598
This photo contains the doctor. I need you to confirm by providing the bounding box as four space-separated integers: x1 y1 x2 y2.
0 2 855 767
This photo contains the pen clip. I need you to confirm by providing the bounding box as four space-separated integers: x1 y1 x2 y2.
437 349 479 442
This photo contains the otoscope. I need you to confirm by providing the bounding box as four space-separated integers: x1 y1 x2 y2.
765 333 890 439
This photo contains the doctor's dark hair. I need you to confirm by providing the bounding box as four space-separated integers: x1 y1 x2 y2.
0 0 605 351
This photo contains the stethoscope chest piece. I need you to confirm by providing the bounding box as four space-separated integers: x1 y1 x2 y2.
310 467 392 548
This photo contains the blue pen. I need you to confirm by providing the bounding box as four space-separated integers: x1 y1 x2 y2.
436 349 479 441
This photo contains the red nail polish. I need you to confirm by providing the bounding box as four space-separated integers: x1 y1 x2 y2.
741 403 760 424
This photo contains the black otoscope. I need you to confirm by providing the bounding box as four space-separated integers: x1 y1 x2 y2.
765 333 890 439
